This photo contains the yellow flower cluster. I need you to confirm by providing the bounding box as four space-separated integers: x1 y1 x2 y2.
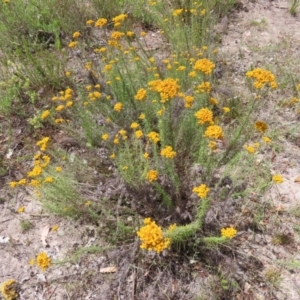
194 58 215 74
255 121 268 133
244 142 260 154
204 125 223 139
95 18 107 27
0 279 18 300
194 108 213 124
196 81 211 93
114 102 123 112
147 131 160 143
137 218 170 253
272 174 283 184
112 14 127 26
192 184 210 199
148 78 180 102
134 88 147 101
221 227 237 239
246 68 277 89
36 137 50 151
160 146 176 158
36 252 51 271
146 170 159 182
173 9 183 17
9 178 27 188
72 31 81 38
41 110 50 120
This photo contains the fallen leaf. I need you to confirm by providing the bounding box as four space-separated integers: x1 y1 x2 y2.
294 176 300 183
100 266 118 273
41 225 50 247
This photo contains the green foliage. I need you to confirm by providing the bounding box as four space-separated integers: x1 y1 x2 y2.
20 219 34 233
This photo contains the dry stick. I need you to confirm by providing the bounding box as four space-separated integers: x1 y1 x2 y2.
46 285 58 300
132 268 137 300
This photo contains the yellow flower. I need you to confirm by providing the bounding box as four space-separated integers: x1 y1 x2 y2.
137 218 170 253
197 81 211 93
192 184 210 199
111 31 125 40
36 252 51 271
66 101 73 107
36 137 50 151
112 14 127 24
246 68 277 89
262 136 271 143
244 145 256 154
95 18 108 27
85 201 92 206
130 122 139 129
86 20 95 26
168 224 177 231
102 134 109 140
296 83 300 91
140 31 147 37
208 141 217 151
29 179 41 187
138 113 146 120
146 170 158 182
68 41 78 48
27 165 43 177
126 31 135 37
44 177 53 183
29 259 35 266
143 152 149 159
177 66 186 71
17 206 25 213
65 71 71 77
55 118 64 124
9 181 18 188
122 166 128 170
55 166 62 172
110 153 116 159
147 131 160 143
194 108 213 124
210 97 218 105
204 125 223 139
194 58 215 74
114 102 123 112
18 179 27 185
72 31 81 38
223 107 230 113
134 88 147 101
173 9 183 16
188 71 197 78
255 121 268 133
51 225 59 232
148 78 180 102
221 227 237 239
135 130 143 139
0 279 18 300
55 105 65 112
184 95 195 108
272 174 283 184
41 110 50 120
160 146 176 158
